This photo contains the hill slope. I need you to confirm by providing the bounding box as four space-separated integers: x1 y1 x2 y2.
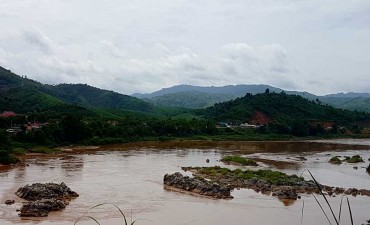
201 92 370 126
0 66 154 113
42 84 153 112
134 84 370 112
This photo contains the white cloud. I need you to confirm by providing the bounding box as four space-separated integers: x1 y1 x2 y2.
0 0 369 95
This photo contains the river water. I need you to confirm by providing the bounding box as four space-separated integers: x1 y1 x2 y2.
1 140 370 225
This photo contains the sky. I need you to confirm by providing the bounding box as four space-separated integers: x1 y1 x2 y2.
0 0 369 95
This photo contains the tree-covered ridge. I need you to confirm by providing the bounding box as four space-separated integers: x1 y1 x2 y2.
0 66 154 113
41 84 154 112
148 91 235 109
0 67 41 90
201 92 370 125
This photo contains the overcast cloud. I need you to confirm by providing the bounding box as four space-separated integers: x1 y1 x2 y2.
0 0 369 95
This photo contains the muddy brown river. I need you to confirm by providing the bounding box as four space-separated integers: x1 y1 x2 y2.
1 140 370 225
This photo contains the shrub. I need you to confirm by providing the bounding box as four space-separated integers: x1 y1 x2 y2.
329 156 342 164
346 155 364 163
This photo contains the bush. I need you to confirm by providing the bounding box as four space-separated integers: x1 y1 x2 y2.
346 155 364 163
329 156 342 164
0 150 20 164
221 155 258 166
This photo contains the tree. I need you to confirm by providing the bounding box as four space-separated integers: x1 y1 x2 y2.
265 88 270 94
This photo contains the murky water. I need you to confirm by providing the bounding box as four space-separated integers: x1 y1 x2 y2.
1 140 370 225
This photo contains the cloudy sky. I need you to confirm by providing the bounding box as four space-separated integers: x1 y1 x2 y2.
0 0 369 95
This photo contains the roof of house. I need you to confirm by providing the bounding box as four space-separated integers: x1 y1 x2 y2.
0 111 17 118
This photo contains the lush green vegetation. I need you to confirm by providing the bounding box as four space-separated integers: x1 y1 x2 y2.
0 130 19 164
221 155 258 166
329 156 342 164
345 155 364 163
148 91 235 109
196 166 304 185
200 92 370 136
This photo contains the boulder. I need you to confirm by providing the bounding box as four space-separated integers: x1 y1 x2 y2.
5 200 15 205
15 182 78 217
164 172 233 199
19 199 66 217
15 182 79 201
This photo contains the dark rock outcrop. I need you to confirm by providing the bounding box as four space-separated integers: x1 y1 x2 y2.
19 199 67 217
15 182 79 201
164 172 233 199
5 200 15 205
15 182 78 217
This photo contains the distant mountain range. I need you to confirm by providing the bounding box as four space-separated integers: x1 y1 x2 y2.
2 64 370 120
133 84 370 112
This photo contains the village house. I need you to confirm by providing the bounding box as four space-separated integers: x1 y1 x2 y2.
0 111 17 118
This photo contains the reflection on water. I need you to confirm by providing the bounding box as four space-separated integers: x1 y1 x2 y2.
0 140 370 225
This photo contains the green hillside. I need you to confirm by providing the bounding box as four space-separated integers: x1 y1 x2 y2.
148 91 235 108
0 67 41 90
41 84 154 112
321 97 370 112
0 66 155 114
0 87 98 117
201 92 370 126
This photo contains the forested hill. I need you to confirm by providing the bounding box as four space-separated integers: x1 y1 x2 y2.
41 84 153 112
0 66 153 113
0 67 41 90
201 92 370 126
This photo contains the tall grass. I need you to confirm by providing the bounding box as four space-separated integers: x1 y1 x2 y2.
300 170 354 225
74 203 140 225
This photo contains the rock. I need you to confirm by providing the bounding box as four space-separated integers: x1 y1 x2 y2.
345 188 358 196
272 188 298 200
19 199 66 217
16 182 78 217
5 200 15 205
206 159 210 163
15 182 79 201
353 166 358 170
164 172 233 199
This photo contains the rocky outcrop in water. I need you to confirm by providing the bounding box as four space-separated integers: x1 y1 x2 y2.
19 199 67 217
180 166 370 200
16 182 79 201
15 182 78 217
164 172 233 199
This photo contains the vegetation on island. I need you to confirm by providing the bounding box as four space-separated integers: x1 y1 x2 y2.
186 166 304 185
345 155 364 163
329 156 342 164
221 155 258 166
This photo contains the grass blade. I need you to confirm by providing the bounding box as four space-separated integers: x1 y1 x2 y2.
346 197 354 225
301 200 305 225
306 170 339 225
313 194 333 225
74 216 101 225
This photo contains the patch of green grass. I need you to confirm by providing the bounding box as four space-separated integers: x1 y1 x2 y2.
12 147 27 155
329 156 342 164
221 155 258 166
197 166 304 185
346 155 364 163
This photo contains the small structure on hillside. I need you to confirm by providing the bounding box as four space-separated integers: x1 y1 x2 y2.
0 111 17 118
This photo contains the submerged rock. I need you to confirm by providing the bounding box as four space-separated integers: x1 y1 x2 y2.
5 200 15 205
15 182 78 217
164 172 233 199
